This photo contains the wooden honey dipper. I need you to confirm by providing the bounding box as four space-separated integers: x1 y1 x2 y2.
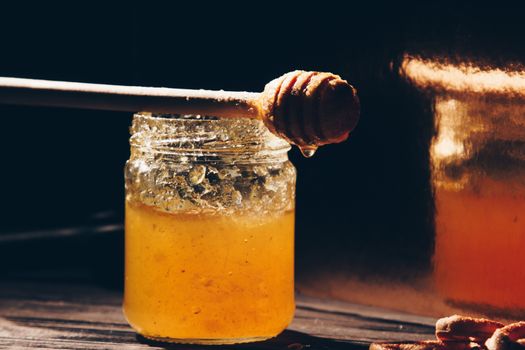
0 71 359 154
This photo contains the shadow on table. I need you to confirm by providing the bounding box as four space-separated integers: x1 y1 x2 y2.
136 330 366 350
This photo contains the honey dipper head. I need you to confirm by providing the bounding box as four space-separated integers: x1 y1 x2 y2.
261 70 360 147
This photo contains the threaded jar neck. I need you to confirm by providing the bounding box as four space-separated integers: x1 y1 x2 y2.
129 113 291 163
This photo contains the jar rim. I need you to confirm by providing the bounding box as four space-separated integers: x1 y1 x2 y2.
401 55 525 100
129 112 291 161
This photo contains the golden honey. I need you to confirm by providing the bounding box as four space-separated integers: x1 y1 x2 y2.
123 113 296 343
123 202 295 343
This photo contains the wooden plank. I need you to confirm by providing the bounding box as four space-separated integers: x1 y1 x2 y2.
0 282 436 349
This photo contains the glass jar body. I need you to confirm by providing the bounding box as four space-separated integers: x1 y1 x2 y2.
432 97 525 315
123 114 296 344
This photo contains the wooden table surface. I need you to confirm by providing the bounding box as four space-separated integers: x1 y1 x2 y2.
0 281 437 350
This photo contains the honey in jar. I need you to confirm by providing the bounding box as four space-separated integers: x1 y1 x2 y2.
123 113 296 344
435 182 525 311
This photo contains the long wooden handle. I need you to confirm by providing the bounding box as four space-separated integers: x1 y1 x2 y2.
0 77 261 118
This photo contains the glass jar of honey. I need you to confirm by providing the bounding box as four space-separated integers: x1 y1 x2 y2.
432 96 525 315
123 113 296 344
401 56 525 316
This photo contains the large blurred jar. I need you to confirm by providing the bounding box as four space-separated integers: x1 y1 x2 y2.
403 57 525 315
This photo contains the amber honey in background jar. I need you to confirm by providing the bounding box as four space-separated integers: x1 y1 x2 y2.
123 113 296 344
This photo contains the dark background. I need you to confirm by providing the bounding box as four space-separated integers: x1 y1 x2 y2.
0 1 524 287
